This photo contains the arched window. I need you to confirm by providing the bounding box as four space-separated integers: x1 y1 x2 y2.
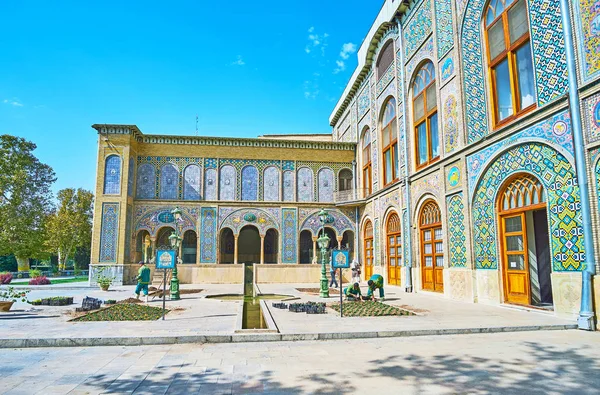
338 169 353 191
127 157 135 197
263 166 280 201
485 0 535 126
377 40 394 80
297 167 314 202
241 165 258 201
136 163 156 199
183 164 201 201
361 128 372 197
318 168 334 202
159 163 179 200
283 170 294 202
363 220 374 279
219 165 236 201
103 155 121 194
413 62 439 168
204 168 217 200
381 98 398 185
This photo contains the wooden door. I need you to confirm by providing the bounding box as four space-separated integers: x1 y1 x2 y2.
500 213 530 305
364 221 374 279
386 213 401 285
420 201 443 292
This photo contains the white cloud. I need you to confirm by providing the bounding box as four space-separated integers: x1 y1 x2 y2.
333 60 345 74
231 55 245 66
2 99 23 107
305 27 328 56
339 42 357 60
308 26 314 33
303 80 319 100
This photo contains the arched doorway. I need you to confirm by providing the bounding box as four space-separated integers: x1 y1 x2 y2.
498 174 552 307
363 220 374 279
182 230 197 264
135 230 151 263
220 228 235 264
299 230 313 264
156 227 175 249
238 225 261 264
386 212 401 285
264 229 279 264
419 201 443 292
338 169 353 191
341 230 355 261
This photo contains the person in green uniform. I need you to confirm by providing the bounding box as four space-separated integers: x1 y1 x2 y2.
343 282 363 301
366 274 384 301
135 261 151 303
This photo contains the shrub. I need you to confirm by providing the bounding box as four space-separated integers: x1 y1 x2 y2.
0 287 29 302
0 272 12 284
29 269 42 278
28 276 51 285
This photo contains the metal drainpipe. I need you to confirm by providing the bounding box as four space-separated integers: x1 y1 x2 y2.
352 158 359 260
558 0 597 331
395 16 413 292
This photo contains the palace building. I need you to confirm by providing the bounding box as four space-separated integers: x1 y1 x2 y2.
91 0 600 323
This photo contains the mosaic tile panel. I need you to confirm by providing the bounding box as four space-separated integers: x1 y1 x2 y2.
583 92 600 143
300 209 355 236
574 0 600 81
434 0 454 59
263 166 280 201
402 209 410 267
445 161 463 191
467 110 574 196
204 158 217 169
403 0 433 61
99 203 119 262
136 163 156 199
103 155 121 195
127 157 134 197
406 38 434 84
124 205 133 263
440 56 454 84
200 207 217 263
134 206 196 236
283 170 295 202
241 166 259 201
411 173 441 204
204 168 217 200
282 208 298 264
297 167 314 202
374 218 380 266
282 161 295 171
159 163 179 200
446 193 467 267
377 64 395 96
529 0 568 106
443 78 460 154
318 168 334 203
219 165 236 201
183 164 201 201
358 84 370 118
472 143 584 271
597 160 600 225
221 208 279 235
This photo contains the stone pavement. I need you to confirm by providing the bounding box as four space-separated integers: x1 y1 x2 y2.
1 330 599 394
0 283 577 347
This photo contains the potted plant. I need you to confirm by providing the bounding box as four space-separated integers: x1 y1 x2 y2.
0 287 29 312
94 267 115 291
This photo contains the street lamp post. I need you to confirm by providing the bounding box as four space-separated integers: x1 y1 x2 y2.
318 208 330 299
169 207 182 301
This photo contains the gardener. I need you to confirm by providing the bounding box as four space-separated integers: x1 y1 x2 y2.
135 261 151 303
351 258 361 284
366 274 385 301
343 282 362 301
328 256 338 288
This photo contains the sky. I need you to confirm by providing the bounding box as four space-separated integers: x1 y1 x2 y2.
0 0 383 194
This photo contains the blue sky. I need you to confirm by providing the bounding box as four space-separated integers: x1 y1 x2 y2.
0 0 382 194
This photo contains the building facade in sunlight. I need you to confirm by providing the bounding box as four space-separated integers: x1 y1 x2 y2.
91 0 600 320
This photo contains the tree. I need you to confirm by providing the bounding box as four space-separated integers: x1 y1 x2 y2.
45 188 93 270
0 135 56 271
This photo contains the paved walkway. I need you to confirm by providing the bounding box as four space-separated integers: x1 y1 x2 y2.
1 331 599 394
0 283 576 346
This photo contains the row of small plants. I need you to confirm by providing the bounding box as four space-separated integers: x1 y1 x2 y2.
0 271 52 285
329 301 414 317
72 303 167 322
30 297 74 306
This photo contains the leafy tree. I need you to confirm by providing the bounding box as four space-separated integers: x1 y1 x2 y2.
45 188 93 270
0 135 56 271
0 255 17 272
74 245 91 270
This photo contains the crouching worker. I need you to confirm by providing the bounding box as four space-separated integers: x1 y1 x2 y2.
366 274 384 301
344 283 363 301
135 261 151 303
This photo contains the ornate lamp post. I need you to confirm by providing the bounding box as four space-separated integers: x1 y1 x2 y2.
318 208 330 298
169 207 183 301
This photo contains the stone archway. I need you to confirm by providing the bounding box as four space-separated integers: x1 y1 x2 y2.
238 225 261 264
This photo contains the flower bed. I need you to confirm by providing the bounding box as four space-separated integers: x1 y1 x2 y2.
329 301 414 317
30 297 74 306
71 303 168 322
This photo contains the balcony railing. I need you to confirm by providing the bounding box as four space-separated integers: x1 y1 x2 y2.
333 189 369 205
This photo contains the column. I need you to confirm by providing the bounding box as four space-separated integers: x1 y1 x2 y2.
260 235 265 264
337 236 343 250
234 234 239 264
312 236 318 264
196 230 201 265
150 237 157 262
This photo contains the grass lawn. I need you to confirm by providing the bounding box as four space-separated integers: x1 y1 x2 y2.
10 276 88 285
71 303 168 321
329 301 414 317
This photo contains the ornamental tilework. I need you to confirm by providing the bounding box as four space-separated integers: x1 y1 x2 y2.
377 65 395 96
220 208 279 235
136 163 156 199
440 56 454 84
200 208 217 263
134 206 196 236
103 155 121 195
241 166 259 201
300 209 355 236
204 158 218 169
472 143 584 271
403 0 433 61
446 193 467 267
434 0 454 59
127 157 135 197
528 0 568 106
442 78 461 153
358 84 370 118
282 161 295 171
282 208 298 264
374 218 380 266
467 110 574 196
406 38 434 84
445 161 463 191
380 189 400 214
583 92 600 143
263 166 280 201
204 168 217 200
574 0 600 81
159 163 179 200
318 168 334 202
402 209 410 266
297 167 314 202
378 82 396 109
219 165 236 201
283 170 295 202
124 205 133 263
411 173 441 204
99 203 119 262
596 160 600 220
183 164 202 200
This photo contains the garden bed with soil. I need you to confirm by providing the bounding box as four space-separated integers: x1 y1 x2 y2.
296 288 340 295
71 303 168 322
328 301 414 317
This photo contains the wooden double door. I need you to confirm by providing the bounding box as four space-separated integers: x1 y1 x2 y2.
387 213 402 285
364 221 374 279
420 201 444 292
